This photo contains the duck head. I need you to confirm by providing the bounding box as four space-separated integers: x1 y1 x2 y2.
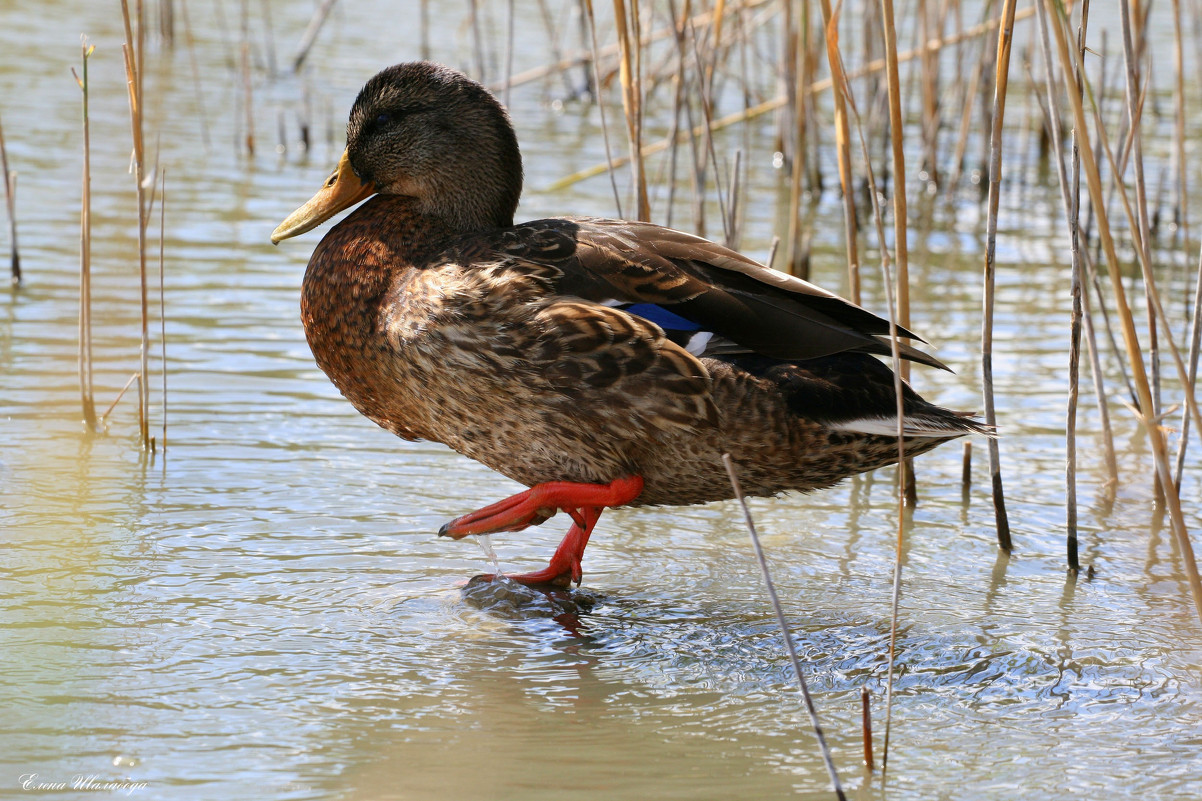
272 62 524 243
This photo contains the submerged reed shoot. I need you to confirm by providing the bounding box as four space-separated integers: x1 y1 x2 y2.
0 110 19 286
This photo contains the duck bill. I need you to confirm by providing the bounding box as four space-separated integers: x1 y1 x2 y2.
271 150 376 244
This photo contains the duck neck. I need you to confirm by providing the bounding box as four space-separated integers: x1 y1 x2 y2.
419 197 513 233
320 195 459 274
412 176 517 234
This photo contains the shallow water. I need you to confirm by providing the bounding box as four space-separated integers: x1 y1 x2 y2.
2 2 1202 799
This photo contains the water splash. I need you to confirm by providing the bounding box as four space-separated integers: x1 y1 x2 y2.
473 533 503 577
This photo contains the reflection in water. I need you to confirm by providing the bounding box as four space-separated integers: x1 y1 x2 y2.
1 2 1201 800
461 575 600 635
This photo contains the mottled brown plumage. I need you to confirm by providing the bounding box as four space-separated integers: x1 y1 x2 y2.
273 61 990 586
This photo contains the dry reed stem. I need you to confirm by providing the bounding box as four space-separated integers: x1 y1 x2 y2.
159 0 175 44
121 0 152 451
705 0 727 98
101 374 140 425
685 21 735 243
532 0 574 98
0 111 18 286
1079 264 1119 490
1177 239 1202 487
822 30 908 773
257 0 277 76
1045 0 1202 626
1170 0 1191 274
239 1 254 156
661 0 689 229
1083 61 1202 458
721 453 846 801
1081 240 1139 408
1169 0 1198 487
582 0 625 218
629 0 647 219
946 23 987 193
683 17 714 237
291 0 337 73
980 0 1018 553
74 41 98 430
551 6 1037 192
159 168 167 450
613 0 650 220
495 0 772 93
419 0 430 61
879 0 914 504
918 0 939 184
178 0 212 149
817 0 860 304
1120 0 1160 501
861 686 874 771
782 0 810 277
725 149 741 250
1031 0 1084 570
1068 1 1119 492
502 0 515 110
468 0 485 81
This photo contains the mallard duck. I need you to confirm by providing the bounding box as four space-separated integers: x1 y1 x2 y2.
272 61 989 588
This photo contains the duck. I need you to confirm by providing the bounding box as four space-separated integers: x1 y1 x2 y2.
271 61 990 588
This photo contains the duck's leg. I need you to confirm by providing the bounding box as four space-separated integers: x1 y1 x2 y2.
439 476 643 587
490 507 603 587
438 476 643 538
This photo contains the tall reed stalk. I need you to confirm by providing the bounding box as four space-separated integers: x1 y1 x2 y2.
819 10 913 769
1031 0 1088 571
613 0 650 220
1120 0 1160 501
551 9 1036 193
874 0 910 762
817 0 860 303
1171 0 1202 488
878 0 915 505
582 0 624 218
782 0 811 278
74 40 98 430
159 169 168 450
980 0 1018 553
121 0 152 451
1044 0 1202 625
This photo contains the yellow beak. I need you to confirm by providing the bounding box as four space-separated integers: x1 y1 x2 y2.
271 149 376 244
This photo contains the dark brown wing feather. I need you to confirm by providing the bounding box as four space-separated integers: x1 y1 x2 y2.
391 251 719 439
528 300 718 432
487 216 948 370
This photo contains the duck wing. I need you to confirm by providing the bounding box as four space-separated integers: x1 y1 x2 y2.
486 216 948 370
386 253 718 439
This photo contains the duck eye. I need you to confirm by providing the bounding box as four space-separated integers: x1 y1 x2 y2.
375 112 391 125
